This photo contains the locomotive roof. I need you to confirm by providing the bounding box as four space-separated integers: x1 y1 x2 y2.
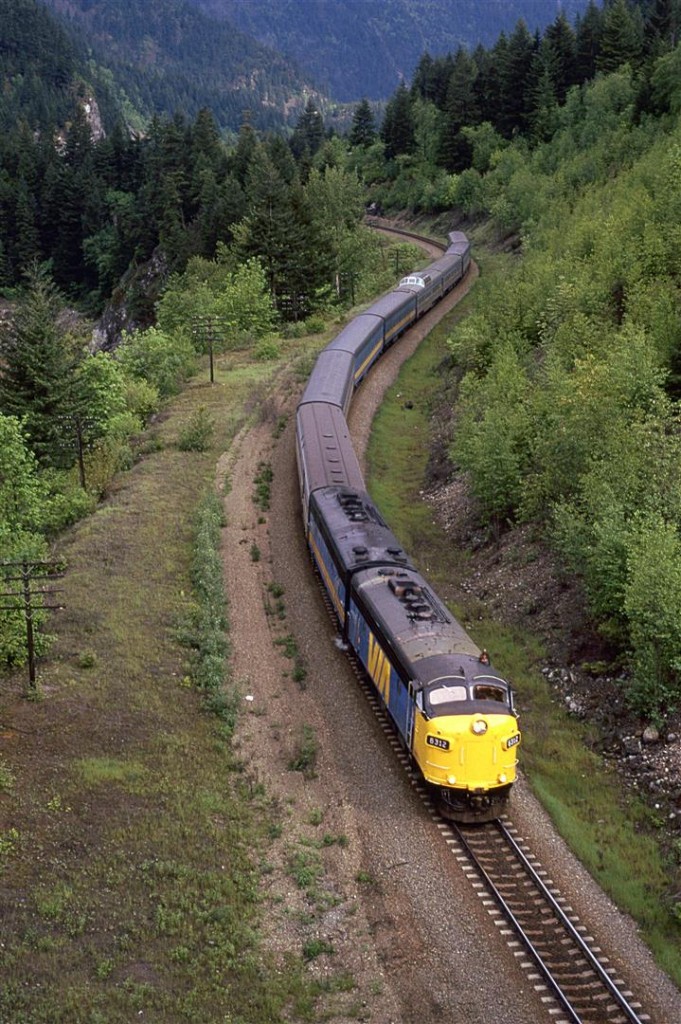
352 565 483 680
310 487 413 575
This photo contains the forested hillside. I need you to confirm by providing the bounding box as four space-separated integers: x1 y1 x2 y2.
191 0 590 100
39 0 316 133
2 0 681 721
356 0 681 717
0 0 122 133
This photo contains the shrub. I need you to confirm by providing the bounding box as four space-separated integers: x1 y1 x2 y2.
303 315 326 334
117 327 197 399
288 724 318 778
253 338 281 361
178 407 214 452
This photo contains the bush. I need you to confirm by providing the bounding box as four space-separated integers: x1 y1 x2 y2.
303 315 326 334
117 327 197 399
178 407 214 452
253 338 281 361
41 469 96 533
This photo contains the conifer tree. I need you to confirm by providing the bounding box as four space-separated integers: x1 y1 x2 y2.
473 41 503 126
381 82 415 159
12 179 41 271
645 0 679 55
267 133 299 184
543 12 578 103
234 145 305 313
231 119 258 187
597 0 645 73
0 264 84 465
498 20 537 137
575 0 604 81
290 98 325 161
529 45 560 141
349 98 376 148
438 48 479 172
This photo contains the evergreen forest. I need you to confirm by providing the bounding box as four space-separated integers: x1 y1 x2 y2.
2 0 681 721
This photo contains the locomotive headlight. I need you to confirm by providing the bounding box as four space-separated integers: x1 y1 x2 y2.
497 773 507 784
447 775 457 785
471 719 488 735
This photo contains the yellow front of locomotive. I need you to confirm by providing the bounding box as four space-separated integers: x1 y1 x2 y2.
412 679 521 822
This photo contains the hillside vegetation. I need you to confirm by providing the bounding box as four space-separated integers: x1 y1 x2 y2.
2 1 681 716
191 0 589 100
443 77 681 718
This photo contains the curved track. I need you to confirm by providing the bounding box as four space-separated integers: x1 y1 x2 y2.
316 223 653 1023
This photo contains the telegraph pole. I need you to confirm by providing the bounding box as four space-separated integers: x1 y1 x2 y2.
191 315 230 383
0 559 65 692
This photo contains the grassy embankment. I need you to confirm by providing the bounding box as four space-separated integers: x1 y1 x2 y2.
0 335 359 1023
365 257 681 986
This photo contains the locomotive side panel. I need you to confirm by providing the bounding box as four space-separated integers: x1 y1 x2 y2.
346 596 415 747
307 501 351 626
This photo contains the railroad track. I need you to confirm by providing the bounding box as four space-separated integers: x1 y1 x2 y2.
366 217 448 255
313 560 652 1024
450 818 649 1024
307 227 654 1024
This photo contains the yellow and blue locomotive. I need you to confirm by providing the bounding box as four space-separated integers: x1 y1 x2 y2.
295 233 520 822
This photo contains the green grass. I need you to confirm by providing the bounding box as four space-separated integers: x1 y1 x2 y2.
0 239 440 1023
0 350 332 1024
366 302 681 987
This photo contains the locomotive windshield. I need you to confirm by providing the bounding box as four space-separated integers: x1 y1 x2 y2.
425 679 467 716
429 683 467 705
472 683 506 702
424 674 511 717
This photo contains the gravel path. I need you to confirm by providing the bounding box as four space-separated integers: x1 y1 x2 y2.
220 262 681 1023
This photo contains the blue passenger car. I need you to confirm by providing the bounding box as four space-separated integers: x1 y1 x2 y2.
326 314 385 385
299 349 355 414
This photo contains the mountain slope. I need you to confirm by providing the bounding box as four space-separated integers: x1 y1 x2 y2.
0 0 122 132
190 0 591 100
39 0 318 132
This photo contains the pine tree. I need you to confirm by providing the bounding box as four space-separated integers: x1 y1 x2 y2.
645 0 679 55
597 0 645 73
234 146 303 312
231 119 258 188
575 1 604 81
290 98 325 162
529 46 560 142
543 13 578 103
0 265 84 466
498 21 537 137
381 82 415 160
12 179 41 271
473 41 503 126
349 98 376 148
438 48 479 172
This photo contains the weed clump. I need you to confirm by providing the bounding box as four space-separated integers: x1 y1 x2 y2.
288 724 318 778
